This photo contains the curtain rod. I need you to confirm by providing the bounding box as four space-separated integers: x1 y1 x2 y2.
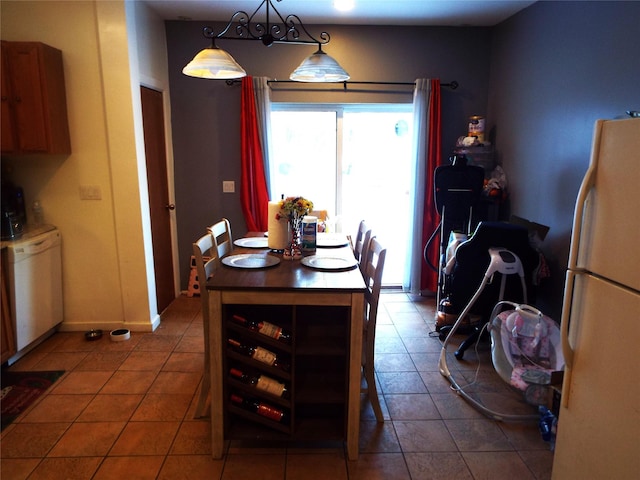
226 79 458 91
267 80 459 90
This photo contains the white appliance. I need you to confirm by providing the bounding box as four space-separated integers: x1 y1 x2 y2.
5 226 63 365
552 118 640 479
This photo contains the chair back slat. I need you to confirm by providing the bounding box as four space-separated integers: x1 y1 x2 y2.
193 233 220 320
207 218 233 258
363 237 386 329
353 220 372 263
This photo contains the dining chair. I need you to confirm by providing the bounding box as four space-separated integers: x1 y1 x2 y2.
207 217 233 258
352 220 372 263
358 229 373 276
310 209 328 222
310 209 329 232
192 232 219 418
360 236 387 422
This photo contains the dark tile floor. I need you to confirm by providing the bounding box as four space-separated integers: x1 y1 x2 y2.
1 292 553 479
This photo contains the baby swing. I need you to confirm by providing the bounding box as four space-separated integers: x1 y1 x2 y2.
437 244 564 421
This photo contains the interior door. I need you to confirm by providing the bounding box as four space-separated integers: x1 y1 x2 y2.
140 86 175 313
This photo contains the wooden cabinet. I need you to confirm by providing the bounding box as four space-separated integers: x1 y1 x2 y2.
1 41 71 155
222 304 349 442
1 249 16 364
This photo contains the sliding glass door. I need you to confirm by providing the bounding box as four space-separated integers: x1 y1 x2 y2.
270 104 413 286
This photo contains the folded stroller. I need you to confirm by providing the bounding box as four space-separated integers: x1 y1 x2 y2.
435 221 540 358
426 155 485 329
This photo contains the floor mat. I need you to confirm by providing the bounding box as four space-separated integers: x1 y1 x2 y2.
1 370 65 431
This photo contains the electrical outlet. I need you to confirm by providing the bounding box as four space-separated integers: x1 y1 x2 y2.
79 185 102 200
222 181 235 193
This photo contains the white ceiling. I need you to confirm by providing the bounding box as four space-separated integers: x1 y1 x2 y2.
144 0 536 27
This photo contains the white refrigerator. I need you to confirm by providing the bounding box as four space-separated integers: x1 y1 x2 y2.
552 118 640 479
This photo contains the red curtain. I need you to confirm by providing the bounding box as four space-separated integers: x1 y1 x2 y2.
240 76 270 232
420 79 442 292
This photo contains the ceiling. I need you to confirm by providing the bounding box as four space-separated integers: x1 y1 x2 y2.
144 0 536 27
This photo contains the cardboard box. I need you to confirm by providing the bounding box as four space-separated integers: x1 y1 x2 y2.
510 215 550 246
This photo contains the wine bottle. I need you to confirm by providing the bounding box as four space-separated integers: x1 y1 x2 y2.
232 314 292 343
229 367 290 398
230 393 289 423
227 338 290 372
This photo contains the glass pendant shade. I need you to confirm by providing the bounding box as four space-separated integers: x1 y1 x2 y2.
289 48 350 83
182 46 247 79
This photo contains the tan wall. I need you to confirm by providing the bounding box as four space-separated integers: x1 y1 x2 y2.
0 0 171 332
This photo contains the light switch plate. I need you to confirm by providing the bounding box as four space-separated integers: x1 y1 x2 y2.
222 181 235 193
79 185 102 200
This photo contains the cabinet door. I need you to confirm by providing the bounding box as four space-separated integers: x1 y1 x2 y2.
1 44 18 153
1 41 71 155
6 43 50 152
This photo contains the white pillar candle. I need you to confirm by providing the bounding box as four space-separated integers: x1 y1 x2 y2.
267 201 288 250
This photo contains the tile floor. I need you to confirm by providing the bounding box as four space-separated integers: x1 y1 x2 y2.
1 292 554 479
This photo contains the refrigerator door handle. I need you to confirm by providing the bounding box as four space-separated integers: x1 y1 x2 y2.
560 269 577 407
566 121 600 270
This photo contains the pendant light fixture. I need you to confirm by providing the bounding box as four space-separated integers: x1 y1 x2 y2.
182 41 247 79
182 0 349 83
289 44 350 82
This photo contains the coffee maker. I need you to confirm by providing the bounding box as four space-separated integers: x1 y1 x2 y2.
1 182 26 240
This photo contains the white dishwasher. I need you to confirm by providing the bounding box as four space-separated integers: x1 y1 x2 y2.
5 225 63 365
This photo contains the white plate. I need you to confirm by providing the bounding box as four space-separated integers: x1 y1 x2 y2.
301 255 358 271
234 237 269 249
222 254 280 269
316 233 350 248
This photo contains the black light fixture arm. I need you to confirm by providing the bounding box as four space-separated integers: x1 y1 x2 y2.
201 0 330 47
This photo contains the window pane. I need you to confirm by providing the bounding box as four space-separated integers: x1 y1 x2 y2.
341 111 413 285
269 111 336 213
269 106 413 287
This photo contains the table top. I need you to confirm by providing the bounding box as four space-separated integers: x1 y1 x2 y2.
207 234 366 292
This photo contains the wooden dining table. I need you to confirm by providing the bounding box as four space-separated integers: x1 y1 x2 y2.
206 233 366 460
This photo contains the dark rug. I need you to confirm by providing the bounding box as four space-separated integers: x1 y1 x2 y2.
1 370 65 431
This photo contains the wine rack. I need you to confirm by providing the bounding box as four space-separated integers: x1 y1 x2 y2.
222 303 349 442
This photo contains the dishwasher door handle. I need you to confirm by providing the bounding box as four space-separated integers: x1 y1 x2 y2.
15 233 60 256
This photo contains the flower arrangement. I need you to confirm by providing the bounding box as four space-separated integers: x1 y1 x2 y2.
276 196 313 259
276 196 314 221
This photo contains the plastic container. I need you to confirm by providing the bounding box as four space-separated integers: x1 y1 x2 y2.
110 329 131 342
301 216 317 252
468 115 485 142
32 200 44 225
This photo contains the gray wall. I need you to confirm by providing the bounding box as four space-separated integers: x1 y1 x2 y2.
166 22 494 289
166 1 639 320
488 1 640 319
